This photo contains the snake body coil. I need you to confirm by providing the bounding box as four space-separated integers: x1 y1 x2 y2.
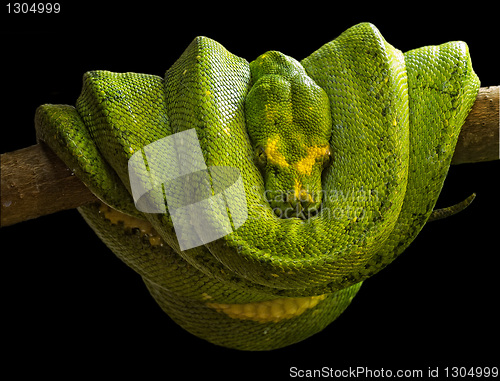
35 23 479 350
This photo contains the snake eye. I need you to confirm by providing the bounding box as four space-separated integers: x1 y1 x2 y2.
321 146 333 169
254 146 267 167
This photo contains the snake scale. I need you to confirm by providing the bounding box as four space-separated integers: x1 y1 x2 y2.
35 23 479 350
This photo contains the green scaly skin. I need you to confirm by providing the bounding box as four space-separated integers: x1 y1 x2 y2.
34 23 480 350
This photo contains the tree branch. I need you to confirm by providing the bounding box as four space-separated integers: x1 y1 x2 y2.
1 144 98 227
1 86 498 227
451 86 499 165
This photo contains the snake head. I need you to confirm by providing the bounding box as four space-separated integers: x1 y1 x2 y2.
245 51 333 219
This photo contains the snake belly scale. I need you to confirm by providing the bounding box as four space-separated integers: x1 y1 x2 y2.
35 23 479 350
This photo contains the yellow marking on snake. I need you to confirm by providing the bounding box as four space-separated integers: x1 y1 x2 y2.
293 145 329 176
265 137 289 167
207 294 326 323
293 178 302 201
99 203 163 246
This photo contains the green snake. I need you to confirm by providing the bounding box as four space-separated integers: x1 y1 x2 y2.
35 23 480 350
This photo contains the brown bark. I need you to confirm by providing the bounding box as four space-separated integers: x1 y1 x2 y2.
1 144 97 227
451 86 499 165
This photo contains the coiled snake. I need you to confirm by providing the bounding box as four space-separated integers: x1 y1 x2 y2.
35 23 479 350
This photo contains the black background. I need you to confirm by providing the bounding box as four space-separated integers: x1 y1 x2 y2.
1 2 498 378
